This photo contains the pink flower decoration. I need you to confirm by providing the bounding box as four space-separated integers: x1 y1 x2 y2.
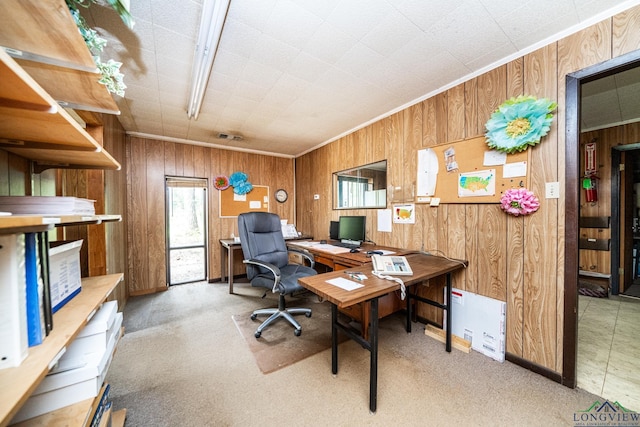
213 175 230 190
500 188 540 216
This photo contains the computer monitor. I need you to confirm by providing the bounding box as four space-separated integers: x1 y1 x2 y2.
329 221 340 240
338 216 366 246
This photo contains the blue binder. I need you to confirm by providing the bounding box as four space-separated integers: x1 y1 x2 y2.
25 232 44 346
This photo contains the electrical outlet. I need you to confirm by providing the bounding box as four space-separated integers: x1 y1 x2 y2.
313 194 320 200
545 182 560 199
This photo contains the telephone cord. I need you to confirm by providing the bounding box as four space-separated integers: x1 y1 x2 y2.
371 271 406 300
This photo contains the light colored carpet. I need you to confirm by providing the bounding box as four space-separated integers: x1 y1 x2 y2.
106 281 605 426
231 296 340 374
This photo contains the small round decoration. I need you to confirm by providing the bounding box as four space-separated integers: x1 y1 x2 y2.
499 188 540 216
485 95 557 154
275 189 288 203
213 175 230 190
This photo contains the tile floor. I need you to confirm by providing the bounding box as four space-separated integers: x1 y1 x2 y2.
577 294 640 412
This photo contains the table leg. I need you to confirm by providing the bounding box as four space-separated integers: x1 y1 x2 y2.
228 245 234 294
406 290 412 333
220 243 227 287
445 273 452 352
332 303 338 375
369 297 378 413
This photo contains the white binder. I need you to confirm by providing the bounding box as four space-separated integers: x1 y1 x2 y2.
0 233 29 369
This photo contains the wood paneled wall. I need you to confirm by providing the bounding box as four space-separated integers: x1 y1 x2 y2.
296 6 640 374
580 122 640 285
125 137 295 296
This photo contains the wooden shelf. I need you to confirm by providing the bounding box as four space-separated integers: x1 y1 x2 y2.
0 49 120 170
0 274 124 427
0 0 97 72
16 59 119 115
0 215 122 234
0 0 119 115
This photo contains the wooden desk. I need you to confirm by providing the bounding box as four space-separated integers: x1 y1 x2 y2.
219 235 312 293
297 253 467 413
287 242 410 338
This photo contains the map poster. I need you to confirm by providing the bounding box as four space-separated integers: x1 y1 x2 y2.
458 169 496 197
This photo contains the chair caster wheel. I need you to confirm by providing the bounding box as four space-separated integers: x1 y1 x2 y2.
305 312 312 318
255 331 261 338
294 329 301 337
251 314 257 321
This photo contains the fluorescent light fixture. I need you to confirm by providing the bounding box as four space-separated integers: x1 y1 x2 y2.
186 0 231 120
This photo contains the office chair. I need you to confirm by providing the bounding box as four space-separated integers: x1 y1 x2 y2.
238 212 317 338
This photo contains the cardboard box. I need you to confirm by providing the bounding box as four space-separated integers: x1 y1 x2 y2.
11 316 121 423
49 240 83 313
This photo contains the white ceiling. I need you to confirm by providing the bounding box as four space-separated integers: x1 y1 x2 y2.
83 0 640 158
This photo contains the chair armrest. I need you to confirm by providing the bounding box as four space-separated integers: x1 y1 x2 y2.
243 259 281 293
288 248 315 268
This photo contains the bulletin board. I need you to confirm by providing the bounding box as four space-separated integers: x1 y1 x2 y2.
417 136 530 204
219 185 269 217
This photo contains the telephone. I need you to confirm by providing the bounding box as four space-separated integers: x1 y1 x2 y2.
371 255 413 276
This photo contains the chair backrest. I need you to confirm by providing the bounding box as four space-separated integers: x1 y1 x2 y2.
238 212 289 280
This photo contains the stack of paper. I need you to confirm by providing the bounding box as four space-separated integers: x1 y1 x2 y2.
0 196 96 216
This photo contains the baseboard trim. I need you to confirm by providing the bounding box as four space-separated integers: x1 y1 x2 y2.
506 352 564 385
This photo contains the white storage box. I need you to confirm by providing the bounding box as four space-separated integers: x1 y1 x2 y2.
49 240 83 313
11 316 121 423
54 302 121 371
61 301 119 363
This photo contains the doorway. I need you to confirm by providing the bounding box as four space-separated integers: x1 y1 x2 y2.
165 177 208 285
565 49 640 393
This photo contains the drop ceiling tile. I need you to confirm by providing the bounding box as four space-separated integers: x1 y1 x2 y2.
295 0 340 19
121 82 161 102
304 22 358 65
326 0 396 40
334 43 386 78
150 0 199 39
158 87 188 108
249 33 300 69
218 18 266 62
288 51 332 83
153 27 194 62
209 50 247 81
134 118 164 133
240 60 284 88
262 0 324 50
504 8 581 50
359 11 424 58
228 0 276 33
391 0 460 32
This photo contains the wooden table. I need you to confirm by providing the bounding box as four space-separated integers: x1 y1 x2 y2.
297 253 467 413
287 241 411 338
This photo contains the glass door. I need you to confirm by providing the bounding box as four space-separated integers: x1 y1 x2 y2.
165 177 208 285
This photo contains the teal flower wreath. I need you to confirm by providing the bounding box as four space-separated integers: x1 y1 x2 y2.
485 95 557 154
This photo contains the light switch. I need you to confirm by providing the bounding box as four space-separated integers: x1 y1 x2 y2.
545 182 560 199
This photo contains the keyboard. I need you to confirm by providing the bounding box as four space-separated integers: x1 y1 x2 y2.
333 242 360 249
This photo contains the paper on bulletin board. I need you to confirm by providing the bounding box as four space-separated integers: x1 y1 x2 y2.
502 161 527 178
416 148 439 196
458 170 495 197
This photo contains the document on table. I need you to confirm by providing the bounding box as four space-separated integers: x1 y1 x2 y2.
326 277 364 291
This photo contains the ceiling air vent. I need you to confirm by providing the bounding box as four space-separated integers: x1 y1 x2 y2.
217 133 244 142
